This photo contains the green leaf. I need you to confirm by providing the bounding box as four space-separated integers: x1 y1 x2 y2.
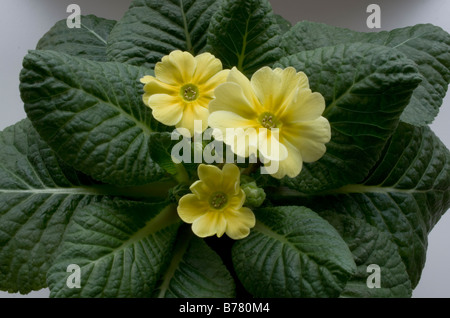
47 200 180 298
274 14 292 34
276 43 421 192
270 123 450 288
281 21 450 126
36 15 116 61
106 0 220 69
232 206 356 297
154 227 235 298
206 0 284 76
323 214 412 297
20 50 167 186
0 119 109 293
148 132 179 175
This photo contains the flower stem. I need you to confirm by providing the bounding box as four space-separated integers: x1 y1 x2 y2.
174 163 190 185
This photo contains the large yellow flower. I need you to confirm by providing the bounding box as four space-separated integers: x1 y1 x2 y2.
140 50 229 135
208 66 331 179
177 164 255 240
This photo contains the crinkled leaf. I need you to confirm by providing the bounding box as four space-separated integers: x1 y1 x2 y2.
281 21 450 126
148 132 179 175
154 228 235 298
0 119 111 293
47 200 180 298
20 50 167 186
232 206 356 298
274 14 292 34
107 0 220 69
323 214 412 297
275 42 421 192
36 15 116 61
270 123 450 288
206 0 284 76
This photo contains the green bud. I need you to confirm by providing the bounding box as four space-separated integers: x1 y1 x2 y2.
241 178 266 208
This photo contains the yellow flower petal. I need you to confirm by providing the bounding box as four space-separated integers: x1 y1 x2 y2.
280 68 310 104
196 95 213 106
209 82 258 119
297 71 310 90
148 94 184 126
143 76 178 96
192 211 227 238
233 129 259 159
142 92 152 106
176 103 209 135
284 117 330 163
280 89 326 123
189 180 212 200
227 189 246 209
250 67 306 116
284 116 331 146
227 67 261 109
297 138 327 163
193 52 223 84
140 75 154 84
155 50 196 85
208 113 260 159
197 164 223 188
208 111 257 132
221 164 241 196
269 140 303 179
258 128 288 162
201 69 230 93
250 67 281 110
177 194 209 223
224 207 255 240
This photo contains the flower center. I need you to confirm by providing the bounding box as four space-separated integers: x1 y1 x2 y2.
209 192 228 209
259 112 278 129
180 84 199 102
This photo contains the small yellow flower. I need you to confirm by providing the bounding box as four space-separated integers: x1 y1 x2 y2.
140 50 229 135
208 66 331 179
177 164 255 240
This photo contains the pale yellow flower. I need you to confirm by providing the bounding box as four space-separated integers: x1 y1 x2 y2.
208 66 331 179
140 50 229 135
177 164 255 240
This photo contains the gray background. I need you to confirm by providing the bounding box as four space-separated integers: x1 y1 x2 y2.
0 0 449 298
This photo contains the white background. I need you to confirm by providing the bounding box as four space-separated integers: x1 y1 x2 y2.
0 0 449 298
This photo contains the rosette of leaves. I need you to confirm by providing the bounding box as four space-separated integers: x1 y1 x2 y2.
0 0 449 298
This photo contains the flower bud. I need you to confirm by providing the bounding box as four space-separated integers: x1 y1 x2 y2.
240 176 266 208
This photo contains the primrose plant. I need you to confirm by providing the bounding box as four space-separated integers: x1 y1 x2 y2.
1 0 449 298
